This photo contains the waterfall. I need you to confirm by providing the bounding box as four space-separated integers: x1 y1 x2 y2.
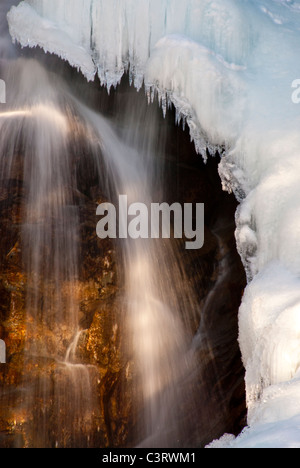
82 98 201 447
0 57 96 447
0 1 249 448
0 48 202 446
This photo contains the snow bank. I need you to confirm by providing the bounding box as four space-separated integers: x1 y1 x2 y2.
207 413 300 448
7 0 300 448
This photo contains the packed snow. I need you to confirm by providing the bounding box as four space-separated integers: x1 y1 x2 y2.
7 0 300 448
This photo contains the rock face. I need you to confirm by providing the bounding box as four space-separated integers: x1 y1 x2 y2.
0 50 246 448
0 147 131 448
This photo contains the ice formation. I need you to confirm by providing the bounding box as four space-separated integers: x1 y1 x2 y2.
7 0 300 448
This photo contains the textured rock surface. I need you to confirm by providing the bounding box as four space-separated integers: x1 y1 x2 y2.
0 152 132 447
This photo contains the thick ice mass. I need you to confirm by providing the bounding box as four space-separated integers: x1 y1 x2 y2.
7 2 96 80
7 0 300 448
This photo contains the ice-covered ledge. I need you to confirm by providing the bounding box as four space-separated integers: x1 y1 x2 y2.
7 0 300 448
7 2 96 81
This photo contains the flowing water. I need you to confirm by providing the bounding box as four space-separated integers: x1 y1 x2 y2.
0 37 202 447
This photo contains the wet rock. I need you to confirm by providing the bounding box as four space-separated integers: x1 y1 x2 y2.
0 150 132 447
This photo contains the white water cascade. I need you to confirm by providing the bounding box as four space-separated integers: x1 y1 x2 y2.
0 44 203 445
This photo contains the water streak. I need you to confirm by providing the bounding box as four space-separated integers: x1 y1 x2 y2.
0 48 200 447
